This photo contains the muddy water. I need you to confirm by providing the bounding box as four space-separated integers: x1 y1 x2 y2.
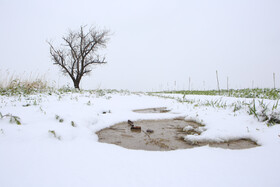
96 118 259 151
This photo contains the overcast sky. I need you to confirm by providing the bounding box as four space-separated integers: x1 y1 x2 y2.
1 0 280 91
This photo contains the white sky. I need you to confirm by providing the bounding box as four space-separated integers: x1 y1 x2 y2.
1 0 280 91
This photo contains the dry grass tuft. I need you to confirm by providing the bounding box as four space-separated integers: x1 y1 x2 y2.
0 70 49 95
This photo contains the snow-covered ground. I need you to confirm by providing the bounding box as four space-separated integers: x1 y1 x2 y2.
0 92 280 187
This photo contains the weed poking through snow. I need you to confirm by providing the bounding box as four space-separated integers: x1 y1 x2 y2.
71 121 76 127
48 130 61 140
0 112 21 125
55 115 64 123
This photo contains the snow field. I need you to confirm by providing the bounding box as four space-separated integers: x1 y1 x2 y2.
0 92 280 187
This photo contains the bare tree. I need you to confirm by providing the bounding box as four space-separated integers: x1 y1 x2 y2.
48 26 110 89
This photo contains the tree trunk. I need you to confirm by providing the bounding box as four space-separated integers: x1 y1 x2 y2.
73 80 80 90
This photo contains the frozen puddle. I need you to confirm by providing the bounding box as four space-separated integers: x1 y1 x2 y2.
96 118 259 151
133 107 170 113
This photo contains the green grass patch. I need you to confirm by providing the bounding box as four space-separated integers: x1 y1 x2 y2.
153 88 280 100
